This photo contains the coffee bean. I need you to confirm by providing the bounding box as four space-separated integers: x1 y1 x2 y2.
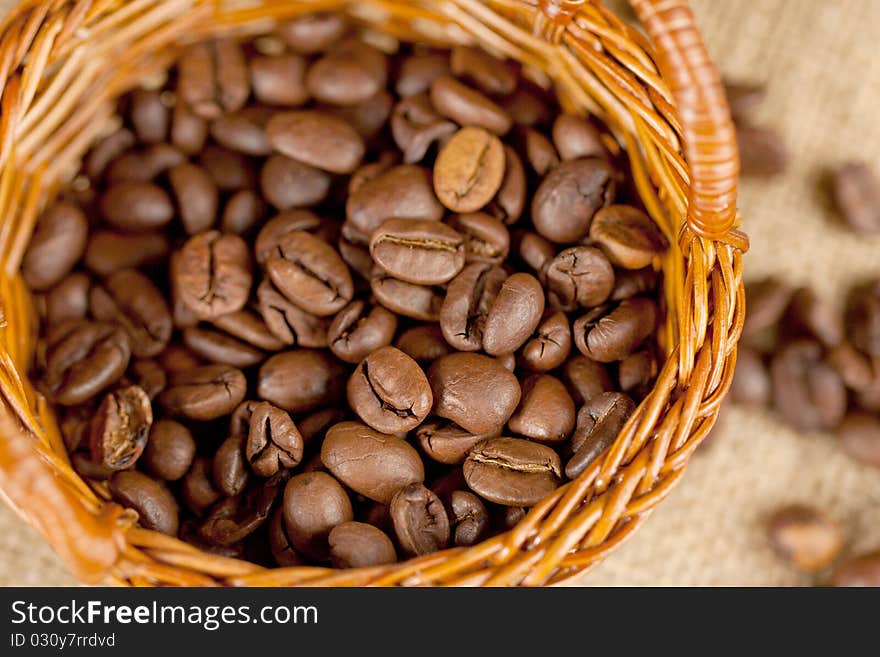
440 263 506 352
447 212 509 265
260 154 331 210
213 434 250 496
173 231 252 319
266 111 365 174
744 277 793 338
520 310 572 372
210 107 272 157
770 340 846 432
199 473 285 546
508 374 575 445
266 230 353 316
428 352 521 434
514 230 555 279
589 205 667 270
199 145 256 191
396 54 451 97
391 93 457 163
610 266 658 301
370 218 465 285
328 300 397 364
430 76 512 135
278 14 346 54
110 470 179 535
395 324 452 364
434 127 506 213
183 324 265 368
736 124 788 176
370 269 445 321
158 344 203 373
723 80 766 120
181 456 222 514
494 504 527 532
168 163 219 235
88 385 152 471
257 349 345 413
86 129 135 180
84 230 169 276
482 273 544 355
143 418 196 481
130 89 169 144
565 392 635 479
246 402 304 477
464 437 561 506
767 505 844 572
22 203 89 291
328 521 397 569
522 127 560 175
445 490 489 547
830 550 880 587
45 321 130 405
171 103 208 155
573 297 657 362
503 85 552 127
390 483 450 556
283 471 353 560
160 364 247 421
347 164 443 236
532 158 617 243
832 162 880 234
178 40 249 119
730 346 771 406
322 421 425 503
254 210 322 265
552 114 607 161
250 53 309 106
836 413 880 468
100 181 174 232
617 349 657 398
322 89 393 139
106 144 185 184
486 145 526 225
306 38 387 106
450 45 516 95
416 419 499 465
256 279 330 348
44 272 91 326
347 347 432 434
269 508 305 567
90 268 172 358
127 357 169 398
826 342 874 391
784 287 843 348
846 281 880 357
545 246 615 311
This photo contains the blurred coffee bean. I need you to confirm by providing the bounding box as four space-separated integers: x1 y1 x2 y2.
110 471 179 535
767 505 844 572
836 413 880 468
730 346 771 406
178 40 249 119
832 163 880 234
770 340 846 432
22 203 89 291
552 114 606 161
736 123 788 176
430 75 512 135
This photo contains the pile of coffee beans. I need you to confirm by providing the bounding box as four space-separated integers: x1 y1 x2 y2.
24 15 667 568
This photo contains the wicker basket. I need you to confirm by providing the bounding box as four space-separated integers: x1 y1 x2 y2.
0 0 746 586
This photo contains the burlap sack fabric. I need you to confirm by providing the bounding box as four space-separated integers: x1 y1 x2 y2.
0 0 878 586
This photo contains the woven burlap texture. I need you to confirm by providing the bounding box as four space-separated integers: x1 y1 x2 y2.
1 0 879 586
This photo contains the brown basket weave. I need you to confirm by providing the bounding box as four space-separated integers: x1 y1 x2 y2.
0 0 747 586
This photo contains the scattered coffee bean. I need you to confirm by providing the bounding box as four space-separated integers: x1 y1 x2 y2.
832 163 880 234
767 505 844 572
836 413 880 468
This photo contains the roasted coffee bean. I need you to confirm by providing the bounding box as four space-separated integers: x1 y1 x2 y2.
209 107 271 157
445 490 489 547
565 392 635 479
100 182 174 232
90 268 172 358
784 287 843 348
86 129 136 180
514 230 555 279
434 127 506 213
246 402 304 477
130 89 169 144
770 340 846 432
767 505 844 572
390 483 450 556
826 342 874 391
370 219 465 285
730 346 771 406
323 89 394 140
23 202 89 291
178 40 249 119
430 76 512 135
257 349 345 413
306 38 387 106
260 153 332 210
110 470 178 535
71 451 115 480
545 246 615 311
508 374 575 445
269 508 305 566
158 344 203 373
573 297 657 362
482 273 544 355
328 521 396 568
447 213 509 265
266 230 353 316
486 145 526 225
322 421 425 503
464 437 561 506
256 279 330 348
522 127 560 176
830 550 880 587
724 80 766 120
181 456 222 514
846 282 880 357
347 347 432 434
254 210 321 265
251 54 310 108
347 164 443 236
168 163 219 235
222 189 265 234
213 434 250 496
143 418 196 481
278 13 346 54
202 472 287 546
391 93 457 163
396 53 451 97
183 325 264 368
171 103 208 155
532 158 617 244
832 162 880 234
84 230 169 276
328 300 397 364
283 471 353 560
199 145 256 191
128 358 167 401
266 111 364 174
416 419 498 465
552 114 607 161
617 349 657 398
160 364 247 421
88 385 152 471
45 272 91 326
440 263 506 351
395 324 452 364
589 205 667 270
45 321 130 405
611 266 658 301
503 84 552 127
428 352 521 434
744 277 793 338
736 123 788 176
370 269 444 321
494 505 527 532
173 231 252 319
450 45 516 95
521 310 572 372
106 144 185 184
836 413 880 468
